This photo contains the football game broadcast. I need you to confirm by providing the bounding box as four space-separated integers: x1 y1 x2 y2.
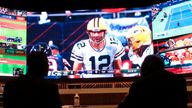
0 6 27 76
1 0 191 79
27 7 153 78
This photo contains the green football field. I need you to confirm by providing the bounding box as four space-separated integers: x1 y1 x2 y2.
0 17 27 76
0 18 26 44
0 54 26 76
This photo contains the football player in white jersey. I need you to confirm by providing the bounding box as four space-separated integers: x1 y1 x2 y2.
126 26 153 68
70 17 125 73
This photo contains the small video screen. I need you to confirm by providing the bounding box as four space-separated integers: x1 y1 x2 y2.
152 0 192 40
0 6 27 76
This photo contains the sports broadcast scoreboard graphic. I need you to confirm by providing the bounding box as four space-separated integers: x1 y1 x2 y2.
47 69 140 79
0 8 27 76
153 0 192 40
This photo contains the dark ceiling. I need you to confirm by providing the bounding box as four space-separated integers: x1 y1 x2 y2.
1 0 168 12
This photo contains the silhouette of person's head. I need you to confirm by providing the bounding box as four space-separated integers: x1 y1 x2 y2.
140 54 165 77
26 51 49 79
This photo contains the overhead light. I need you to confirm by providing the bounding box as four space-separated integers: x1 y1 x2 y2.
65 10 72 16
38 12 51 24
134 11 141 16
65 10 72 19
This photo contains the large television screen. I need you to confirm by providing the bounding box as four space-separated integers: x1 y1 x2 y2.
27 7 153 78
0 7 27 76
152 0 192 74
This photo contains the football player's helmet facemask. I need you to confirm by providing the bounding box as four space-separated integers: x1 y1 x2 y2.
30 42 52 56
127 26 151 51
87 17 107 44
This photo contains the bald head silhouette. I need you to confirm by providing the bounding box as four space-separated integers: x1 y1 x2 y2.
140 54 165 77
26 51 49 78
118 54 188 108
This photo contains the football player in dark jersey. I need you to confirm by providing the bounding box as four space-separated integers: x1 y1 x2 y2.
30 41 70 73
48 41 70 71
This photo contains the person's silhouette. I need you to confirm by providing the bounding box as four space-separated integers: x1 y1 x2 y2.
118 54 188 108
3 51 62 108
